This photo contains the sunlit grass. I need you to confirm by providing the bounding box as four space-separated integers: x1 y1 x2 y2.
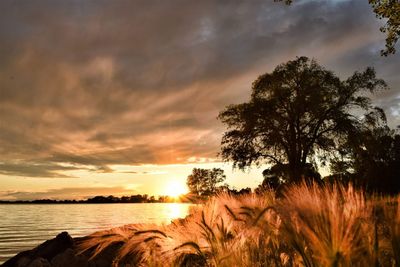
78 182 400 266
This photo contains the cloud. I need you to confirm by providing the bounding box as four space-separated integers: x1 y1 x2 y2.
0 161 78 178
120 171 168 175
0 0 398 178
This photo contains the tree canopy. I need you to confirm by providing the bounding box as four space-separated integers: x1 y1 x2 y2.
186 168 226 196
256 163 321 193
219 57 387 183
330 125 400 193
369 0 400 56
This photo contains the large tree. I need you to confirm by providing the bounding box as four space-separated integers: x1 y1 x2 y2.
219 57 387 183
186 168 226 196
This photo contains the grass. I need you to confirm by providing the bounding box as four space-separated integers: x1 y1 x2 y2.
78 182 400 267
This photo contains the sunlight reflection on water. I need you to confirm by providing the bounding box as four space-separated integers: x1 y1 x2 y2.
167 203 187 218
0 203 193 264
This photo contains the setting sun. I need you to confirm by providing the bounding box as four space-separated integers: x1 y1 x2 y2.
163 181 188 198
1 0 400 265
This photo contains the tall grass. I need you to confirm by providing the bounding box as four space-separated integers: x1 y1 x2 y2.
78 182 400 267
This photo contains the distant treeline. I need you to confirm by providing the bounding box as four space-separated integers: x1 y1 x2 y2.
0 194 191 204
0 188 257 204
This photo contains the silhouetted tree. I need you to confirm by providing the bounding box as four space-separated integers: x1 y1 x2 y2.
255 169 281 193
158 195 174 203
121 196 130 203
219 57 387 184
87 196 109 203
237 187 252 195
187 168 226 196
277 0 400 56
331 126 400 193
255 163 320 193
215 183 231 194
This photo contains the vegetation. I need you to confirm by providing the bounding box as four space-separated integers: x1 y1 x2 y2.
75 56 396 266
331 125 400 194
79 182 400 267
219 57 387 184
187 168 226 196
368 0 400 56
255 163 321 193
79 57 400 265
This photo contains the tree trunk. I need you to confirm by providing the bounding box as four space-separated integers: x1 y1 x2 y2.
288 162 303 183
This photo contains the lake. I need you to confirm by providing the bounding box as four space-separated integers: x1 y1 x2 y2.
0 203 193 264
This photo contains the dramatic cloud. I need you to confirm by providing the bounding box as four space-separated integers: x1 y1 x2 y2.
0 161 78 178
0 0 399 179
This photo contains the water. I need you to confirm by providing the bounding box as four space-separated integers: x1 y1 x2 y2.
0 203 193 264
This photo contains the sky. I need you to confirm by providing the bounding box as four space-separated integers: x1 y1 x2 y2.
0 0 399 200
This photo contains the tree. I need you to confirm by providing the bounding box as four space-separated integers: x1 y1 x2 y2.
276 0 400 56
331 126 400 193
186 168 226 196
369 0 400 56
219 57 387 183
256 163 321 193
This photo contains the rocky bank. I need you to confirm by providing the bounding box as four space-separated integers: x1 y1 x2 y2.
1 232 121 267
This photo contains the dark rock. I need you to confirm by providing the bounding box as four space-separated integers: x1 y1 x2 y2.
5 252 32 267
2 232 74 267
26 258 50 267
1 231 125 267
14 257 30 267
50 248 89 267
33 232 73 260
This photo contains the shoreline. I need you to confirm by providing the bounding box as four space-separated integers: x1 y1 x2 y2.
2 215 190 267
0 203 195 266
1 231 121 267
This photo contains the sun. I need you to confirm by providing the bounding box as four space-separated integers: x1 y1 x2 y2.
164 180 188 198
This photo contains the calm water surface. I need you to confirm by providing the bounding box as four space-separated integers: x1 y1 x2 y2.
0 203 193 264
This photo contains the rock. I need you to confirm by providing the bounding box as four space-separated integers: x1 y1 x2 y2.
2 232 74 267
51 248 89 267
27 258 50 267
5 251 33 267
33 232 74 260
14 257 30 267
1 231 126 267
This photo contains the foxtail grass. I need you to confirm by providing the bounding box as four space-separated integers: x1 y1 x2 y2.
79 182 400 266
